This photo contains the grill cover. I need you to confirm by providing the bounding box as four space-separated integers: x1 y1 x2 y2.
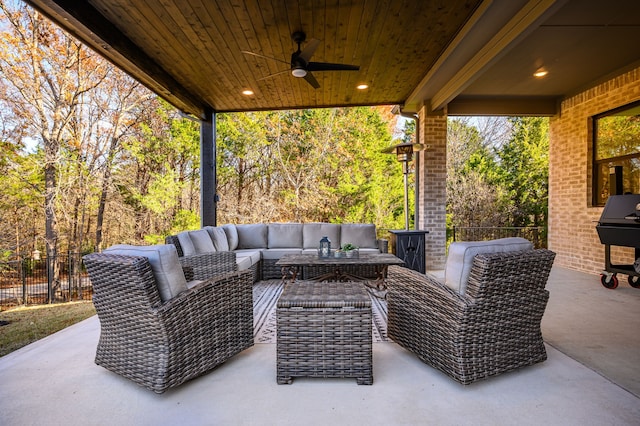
596 194 640 248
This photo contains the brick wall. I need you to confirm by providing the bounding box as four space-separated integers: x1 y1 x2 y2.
549 66 640 274
416 105 447 270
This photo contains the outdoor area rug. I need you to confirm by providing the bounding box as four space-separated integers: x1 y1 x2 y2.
253 280 389 343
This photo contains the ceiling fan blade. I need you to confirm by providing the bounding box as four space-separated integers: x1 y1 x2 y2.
303 72 320 89
307 62 360 72
299 38 320 62
242 51 290 65
256 69 291 81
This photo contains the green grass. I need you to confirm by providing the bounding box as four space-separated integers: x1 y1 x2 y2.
0 302 96 357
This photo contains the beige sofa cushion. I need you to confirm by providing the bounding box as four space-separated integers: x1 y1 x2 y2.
340 224 378 249
222 224 239 250
236 224 268 249
444 237 534 295
268 223 303 248
176 231 196 256
104 244 188 302
189 229 216 253
205 226 230 251
302 223 341 249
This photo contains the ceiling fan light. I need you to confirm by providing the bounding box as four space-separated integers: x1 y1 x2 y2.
533 67 548 78
292 68 307 78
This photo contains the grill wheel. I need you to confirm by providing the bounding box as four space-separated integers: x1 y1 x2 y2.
628 275 640 288
600 273 619 289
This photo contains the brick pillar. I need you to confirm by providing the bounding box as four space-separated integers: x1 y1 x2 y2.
415 105 447 270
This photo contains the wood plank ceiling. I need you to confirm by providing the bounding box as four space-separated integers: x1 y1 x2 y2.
22 0 640 118
26 0 482 116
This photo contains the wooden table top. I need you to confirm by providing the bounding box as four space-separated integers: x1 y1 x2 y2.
275 252 404 267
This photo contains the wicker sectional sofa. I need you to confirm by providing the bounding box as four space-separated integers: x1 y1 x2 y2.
167 223 388 281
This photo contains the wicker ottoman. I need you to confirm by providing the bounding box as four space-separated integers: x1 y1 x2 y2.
276 280 373 385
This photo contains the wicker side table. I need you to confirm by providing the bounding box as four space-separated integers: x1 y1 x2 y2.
276 280 373 385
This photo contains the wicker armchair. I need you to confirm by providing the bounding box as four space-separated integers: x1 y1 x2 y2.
387 249 556 385
83 252 254 393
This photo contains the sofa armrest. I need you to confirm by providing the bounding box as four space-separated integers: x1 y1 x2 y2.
178 251 237 281
377 238 389 253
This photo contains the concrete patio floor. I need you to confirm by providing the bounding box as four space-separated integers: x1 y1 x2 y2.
1 266 639 426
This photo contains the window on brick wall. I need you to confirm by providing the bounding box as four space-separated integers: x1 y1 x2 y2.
593 100 640 206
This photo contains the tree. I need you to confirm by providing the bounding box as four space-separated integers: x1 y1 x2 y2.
447 119 510 229
0 2 112 297
497 117 549 227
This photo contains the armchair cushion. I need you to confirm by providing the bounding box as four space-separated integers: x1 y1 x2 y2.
444 237 534 295
104 244 188 302
189 229 216 253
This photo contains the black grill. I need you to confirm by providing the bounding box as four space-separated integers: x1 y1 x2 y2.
595 194 640 289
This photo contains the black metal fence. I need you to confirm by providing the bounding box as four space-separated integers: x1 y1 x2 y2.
0 252 92 310
449 226 547 249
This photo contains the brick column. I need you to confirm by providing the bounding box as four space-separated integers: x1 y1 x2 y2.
415 105 447 270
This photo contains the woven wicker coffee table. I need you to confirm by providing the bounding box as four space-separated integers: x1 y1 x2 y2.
276 280 373 385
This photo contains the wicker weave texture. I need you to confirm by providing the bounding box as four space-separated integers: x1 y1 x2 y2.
83 253 254 393
277 281 373 385
387 249 555 385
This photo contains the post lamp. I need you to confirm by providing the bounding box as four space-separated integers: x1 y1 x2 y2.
381 142 425 230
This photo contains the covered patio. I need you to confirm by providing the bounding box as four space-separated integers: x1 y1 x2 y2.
1 266 639 425
5 1 639 424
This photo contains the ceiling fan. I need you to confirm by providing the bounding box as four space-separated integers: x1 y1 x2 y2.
242 31 360 89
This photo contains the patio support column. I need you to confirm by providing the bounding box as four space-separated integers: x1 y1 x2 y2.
415 104 447 270
200 108 217 227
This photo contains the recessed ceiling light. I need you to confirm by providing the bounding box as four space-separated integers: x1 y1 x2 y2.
533 67 548 78
242 89 254 96
356 84 369 90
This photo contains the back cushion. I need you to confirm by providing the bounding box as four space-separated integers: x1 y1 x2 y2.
340 224 378 249
104 244 188 302
176 231 196 256
302 223 341 249
268 223 303 248
444 237 534 295
205 226 230 251
222 224 239 250
236 224 268 249
188 229 216 253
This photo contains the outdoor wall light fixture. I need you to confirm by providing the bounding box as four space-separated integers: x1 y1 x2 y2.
381 142 425 230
